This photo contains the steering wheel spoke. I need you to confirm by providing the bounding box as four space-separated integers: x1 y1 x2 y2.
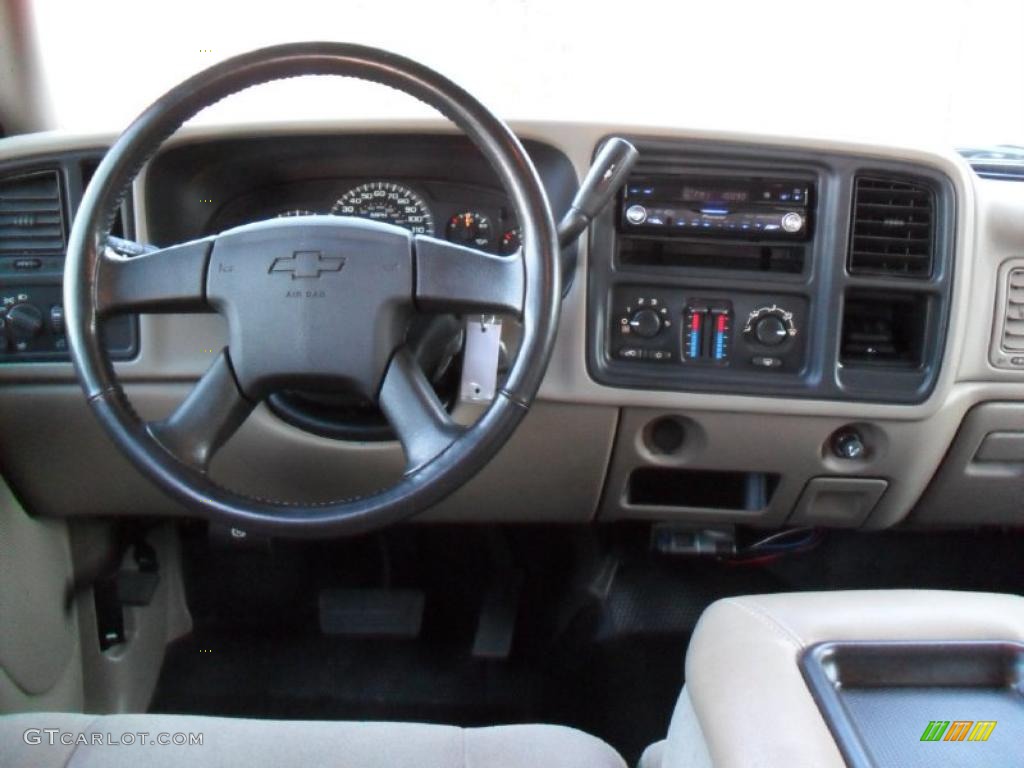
97 237 214 316
413 235 524 317
147 349 254 471
379 346 464 473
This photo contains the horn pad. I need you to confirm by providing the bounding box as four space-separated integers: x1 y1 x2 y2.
206 216 414 400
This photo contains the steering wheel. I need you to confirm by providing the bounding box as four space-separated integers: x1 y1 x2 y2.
65 43 561 537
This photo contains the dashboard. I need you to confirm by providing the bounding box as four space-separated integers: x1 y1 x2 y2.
0 120 1023 534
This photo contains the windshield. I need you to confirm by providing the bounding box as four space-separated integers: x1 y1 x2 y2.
27 0 1024 148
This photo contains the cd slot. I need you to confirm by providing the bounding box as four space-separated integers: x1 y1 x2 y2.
618 236 805 274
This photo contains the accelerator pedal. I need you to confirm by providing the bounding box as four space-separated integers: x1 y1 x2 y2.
472 570 523 659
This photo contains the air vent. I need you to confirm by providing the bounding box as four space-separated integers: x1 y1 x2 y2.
1001 268 1024 352
958 147 1024 182
969 162 1024 182
0 171 65 255
848 176 934 278
840 291 927 368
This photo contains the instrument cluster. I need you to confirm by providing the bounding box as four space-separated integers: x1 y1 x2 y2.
213 179 521 255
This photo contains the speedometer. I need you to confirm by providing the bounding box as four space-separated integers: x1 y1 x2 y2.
330 182 435 236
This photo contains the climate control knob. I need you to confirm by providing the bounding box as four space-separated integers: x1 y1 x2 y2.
5 302 44 341
744 305 796 348
629 308 663 338
754 314 788 347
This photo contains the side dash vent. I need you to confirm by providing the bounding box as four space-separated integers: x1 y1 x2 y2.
0 171 65 255
1000 267 1024 353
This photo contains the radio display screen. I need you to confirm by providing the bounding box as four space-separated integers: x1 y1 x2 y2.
626 177 810 207
680 186 750 203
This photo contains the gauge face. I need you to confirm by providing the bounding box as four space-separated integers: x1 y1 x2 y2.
330 182 434 236
277 209 317 217
499 226 521 256
446 211 492 249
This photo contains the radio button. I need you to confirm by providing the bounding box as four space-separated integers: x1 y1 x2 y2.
781 212 804 233
625 204 648 225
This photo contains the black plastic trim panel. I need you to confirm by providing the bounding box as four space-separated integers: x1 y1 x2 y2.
586 136 956 404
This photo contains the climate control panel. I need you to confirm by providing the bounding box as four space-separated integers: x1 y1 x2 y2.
610 287 807 375
0 284 136 361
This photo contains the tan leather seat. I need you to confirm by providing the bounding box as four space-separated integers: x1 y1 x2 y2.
0 713 626 768
644 590 1024 768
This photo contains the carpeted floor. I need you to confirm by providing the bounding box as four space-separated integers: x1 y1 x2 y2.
150 525 1024 764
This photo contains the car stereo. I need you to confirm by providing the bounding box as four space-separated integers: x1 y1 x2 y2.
619 176 813 241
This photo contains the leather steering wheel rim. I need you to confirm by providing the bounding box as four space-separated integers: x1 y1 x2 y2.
65 42 561 537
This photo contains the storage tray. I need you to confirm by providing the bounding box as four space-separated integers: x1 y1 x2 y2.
800 641 1024 768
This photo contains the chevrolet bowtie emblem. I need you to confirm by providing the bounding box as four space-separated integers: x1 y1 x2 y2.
269 251 345 279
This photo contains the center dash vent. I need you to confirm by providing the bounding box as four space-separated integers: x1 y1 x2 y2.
848 176 934 278
0 171 65 255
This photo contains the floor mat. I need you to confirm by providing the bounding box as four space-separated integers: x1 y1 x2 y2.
148 525 1024 765
153 630 543 726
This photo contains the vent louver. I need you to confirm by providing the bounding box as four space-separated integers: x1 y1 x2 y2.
0 171 65 255
958 147 1024 182
848 176 934 278
1002 268 1024 352
970 162 1024 182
